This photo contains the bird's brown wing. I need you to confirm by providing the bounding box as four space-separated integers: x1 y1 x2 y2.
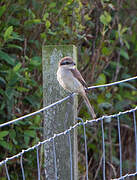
70 68 88 88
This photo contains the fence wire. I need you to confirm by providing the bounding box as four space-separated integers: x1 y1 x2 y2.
0 107 137 179
0 76 137 128
0 76 137 180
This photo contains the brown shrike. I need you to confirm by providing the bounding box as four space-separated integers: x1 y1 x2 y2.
57 56 96 119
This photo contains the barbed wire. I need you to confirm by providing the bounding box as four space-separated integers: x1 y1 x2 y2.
0 75 137 128
112 171 137 180
0 76 137 179
88 76 137 90
0 106 136 167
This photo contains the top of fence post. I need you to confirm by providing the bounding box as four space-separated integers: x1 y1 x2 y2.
42 45 78 180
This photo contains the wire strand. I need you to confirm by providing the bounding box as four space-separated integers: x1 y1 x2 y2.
0 76 137 128
0 106 136 167
88 76 137 90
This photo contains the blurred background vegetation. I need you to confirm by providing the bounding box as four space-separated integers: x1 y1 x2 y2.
0 0 137 179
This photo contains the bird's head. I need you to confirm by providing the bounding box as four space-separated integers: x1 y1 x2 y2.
59 57 76 69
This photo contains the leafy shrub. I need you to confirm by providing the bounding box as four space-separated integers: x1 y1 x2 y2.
0 0 137 179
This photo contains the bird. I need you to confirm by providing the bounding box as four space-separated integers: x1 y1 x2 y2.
57 56 96 119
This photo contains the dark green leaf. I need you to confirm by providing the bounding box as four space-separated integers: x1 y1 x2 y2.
12 32 23 41
24 19 41 26
120 49 129 60
99 102 112 109
25 95 40 107
96 73 106 85
102 47 111 55
9 129 16 139
8 17 20 26
7 44 23 51
0 140 12 151
4 26 13 41
49 2 56 8
13 63 22 72
16 87 29 92
0 131 9 139
0 77 6 85
24 130 36 138
119 82 136 90
45 20 51 29
0 5 6 18
100 11 111 25
0 50 15 66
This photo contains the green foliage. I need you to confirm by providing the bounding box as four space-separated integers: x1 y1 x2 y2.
120 48 129 60
4 26 13 42
0 131 9 140
0 0 137 179
100 11 112 26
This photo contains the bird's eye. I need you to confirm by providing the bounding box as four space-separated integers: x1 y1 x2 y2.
61 61 70 65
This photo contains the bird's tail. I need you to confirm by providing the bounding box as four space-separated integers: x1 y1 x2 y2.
82 93 96 119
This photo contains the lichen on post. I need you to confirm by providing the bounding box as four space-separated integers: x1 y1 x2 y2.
42 45 78 180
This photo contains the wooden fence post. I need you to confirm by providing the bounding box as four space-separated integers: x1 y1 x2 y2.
42 45 78 180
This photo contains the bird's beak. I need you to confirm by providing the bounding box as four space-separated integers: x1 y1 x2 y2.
72 64 76 69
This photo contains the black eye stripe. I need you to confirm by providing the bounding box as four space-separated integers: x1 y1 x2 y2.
61 61 71 65
60 61 76 65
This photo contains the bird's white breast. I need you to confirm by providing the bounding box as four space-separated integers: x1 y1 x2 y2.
57 67 83 93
